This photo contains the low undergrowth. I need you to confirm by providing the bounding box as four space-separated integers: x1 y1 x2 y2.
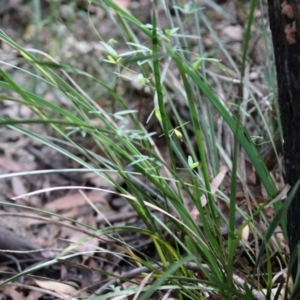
0 0 293 299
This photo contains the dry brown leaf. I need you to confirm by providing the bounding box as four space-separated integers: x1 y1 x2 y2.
114 0 130 11
0 156 31 172
61 206 87 219
33 279 77 295
82 172 118 188
241 224 250 242
0 285 26 300
25 290 43 300
61 228 99 257
211 165 228 194
221 25 243 41
191 166 228 221
44 191 107 212
273 226 289 254
11 177 28 197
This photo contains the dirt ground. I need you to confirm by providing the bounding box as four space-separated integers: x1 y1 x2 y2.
0 0 284 299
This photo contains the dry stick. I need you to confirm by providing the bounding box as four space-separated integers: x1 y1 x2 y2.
92 262 266 300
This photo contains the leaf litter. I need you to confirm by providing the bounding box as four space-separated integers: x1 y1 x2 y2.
0 0 289 299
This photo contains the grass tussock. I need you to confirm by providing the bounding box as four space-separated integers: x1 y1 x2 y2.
0 0 293 299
